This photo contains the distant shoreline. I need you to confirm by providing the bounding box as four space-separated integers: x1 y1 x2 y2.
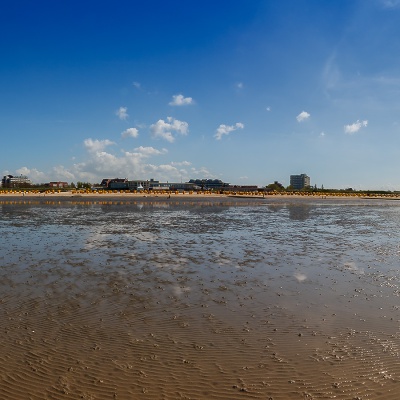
1 191 400 203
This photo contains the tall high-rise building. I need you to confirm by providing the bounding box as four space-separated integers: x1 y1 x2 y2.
290 174 310 190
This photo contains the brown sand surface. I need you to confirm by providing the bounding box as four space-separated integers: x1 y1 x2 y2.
0 197 400 399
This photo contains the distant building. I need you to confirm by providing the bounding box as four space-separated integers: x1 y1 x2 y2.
149 182 171 191
127 180 148 191
189 179 230 190
100 178 112 187
149 181 199 191
127 179 156 191
101 178 128 190
2 174 32 188
109 179 128 190
290 174 310 190
46 181 69 188
169 182 199 191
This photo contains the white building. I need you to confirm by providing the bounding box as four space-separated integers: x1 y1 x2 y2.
1 174 32 187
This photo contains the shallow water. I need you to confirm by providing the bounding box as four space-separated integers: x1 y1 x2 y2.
0 198 400 399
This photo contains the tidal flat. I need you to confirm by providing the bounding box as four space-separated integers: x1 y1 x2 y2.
0 197 399 399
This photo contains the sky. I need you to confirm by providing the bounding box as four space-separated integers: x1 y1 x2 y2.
1 0 400 190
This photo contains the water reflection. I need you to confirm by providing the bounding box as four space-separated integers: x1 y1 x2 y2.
2 199 400 285
287 204 312 221
267 204 285 213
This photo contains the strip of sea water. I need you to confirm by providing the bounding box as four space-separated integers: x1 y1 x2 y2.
0 197 399 399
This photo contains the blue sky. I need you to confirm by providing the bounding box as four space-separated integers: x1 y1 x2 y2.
1 0 400 189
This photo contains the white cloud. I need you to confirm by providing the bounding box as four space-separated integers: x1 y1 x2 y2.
237 82 244 89
214 122 244 140
169 94 194 106
11 166 75 184
16 167 46 182
155 164 179 173
84 138 115 153
344 120 368 134
296 111 310 122
150 117 189 142
319 132 326 137
121 128 139 139
12 140 178 184
52 165 75 180
132 146 168 157
190 166 213 177
381 0 400 8
71 141 178 182
171 161 191 166
132 81 141 89
322 52 341 91
13 132 210 184
266 106 271 112
116 106 128 120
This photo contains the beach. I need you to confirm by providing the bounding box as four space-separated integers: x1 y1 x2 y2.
1 189 399 202
0 196 399 399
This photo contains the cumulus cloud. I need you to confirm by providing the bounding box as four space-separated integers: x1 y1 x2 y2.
171 161 191 166
12 139 184 184
190 166 213 176
296 111 310 122
121 128 139 139
150 117 189 142
214 122 244 140
71 142 180 183
52 165 75 180
132 81 141 89
16 167 46 182
84 138 115 153
169 94 194 106
132 146 167 157
12 165 76 184
116 106 128 120
14 109 216 184
344 120 368 134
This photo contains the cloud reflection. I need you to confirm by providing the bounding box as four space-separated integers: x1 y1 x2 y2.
343 262 364 275
294 272 307 282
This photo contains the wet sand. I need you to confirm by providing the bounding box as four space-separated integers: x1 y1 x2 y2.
0 197 400 399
